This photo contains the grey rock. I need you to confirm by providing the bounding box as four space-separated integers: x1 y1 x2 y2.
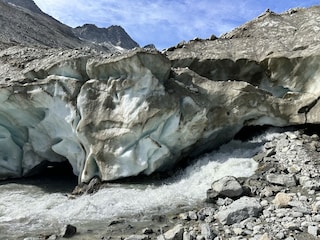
73 24 139 49
189 211 198 220
215 197 262 225
209 176 243 199
275 232 285 239
308 225 319 236
216 198 234 206
200 223 217 240
266 174 296 187
197 208 215 221
47 235 58 240
124 235 149 240
288 200 311 214
158 224 184 240
183 231 196 240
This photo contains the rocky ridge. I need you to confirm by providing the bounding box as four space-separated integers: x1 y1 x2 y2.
73 24 139 49
0 0 82 49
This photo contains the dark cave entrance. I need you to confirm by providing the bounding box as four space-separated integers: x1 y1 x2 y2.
27 160 78 193
1 160 78 193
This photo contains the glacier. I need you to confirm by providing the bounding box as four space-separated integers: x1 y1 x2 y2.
4 6 320 183
0 47 318 183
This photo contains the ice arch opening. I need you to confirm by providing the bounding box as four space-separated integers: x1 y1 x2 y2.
0 77 86 182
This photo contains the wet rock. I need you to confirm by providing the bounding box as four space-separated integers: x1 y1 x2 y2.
152 215 168 223
142 228 154 234
215 197 262 225
60 224 77 238
207 176 243 202
157 224 184 240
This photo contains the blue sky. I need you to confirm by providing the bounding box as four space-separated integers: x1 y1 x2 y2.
33 0 320 49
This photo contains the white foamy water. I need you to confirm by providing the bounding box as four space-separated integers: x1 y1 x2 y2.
0 132 281 238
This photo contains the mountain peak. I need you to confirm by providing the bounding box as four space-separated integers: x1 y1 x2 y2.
73 24 139 49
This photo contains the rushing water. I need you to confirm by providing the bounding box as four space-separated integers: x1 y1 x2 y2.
0 131 281 239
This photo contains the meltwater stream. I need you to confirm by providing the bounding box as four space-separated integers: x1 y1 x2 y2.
0 131 280 239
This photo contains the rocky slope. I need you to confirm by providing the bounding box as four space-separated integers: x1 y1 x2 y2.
2 0 43 14
1 6 320 185
0 0 138 51
73 24 139 49
0 0 82 49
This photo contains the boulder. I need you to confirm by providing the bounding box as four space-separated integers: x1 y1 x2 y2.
157 224 184 240
266 174 297 187
207 176 243 201
215 197 262 225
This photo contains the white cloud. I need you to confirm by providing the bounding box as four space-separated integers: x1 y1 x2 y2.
33 0 318 49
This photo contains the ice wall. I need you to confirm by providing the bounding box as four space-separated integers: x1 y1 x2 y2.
0 48 318 183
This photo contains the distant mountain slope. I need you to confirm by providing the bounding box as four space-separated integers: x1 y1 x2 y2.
2 0 42 14
0 0 83 49
0 0 139 51
73 24 139 49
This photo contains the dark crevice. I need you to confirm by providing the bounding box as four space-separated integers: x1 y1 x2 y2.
234 124 320 141
298 96 320 123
